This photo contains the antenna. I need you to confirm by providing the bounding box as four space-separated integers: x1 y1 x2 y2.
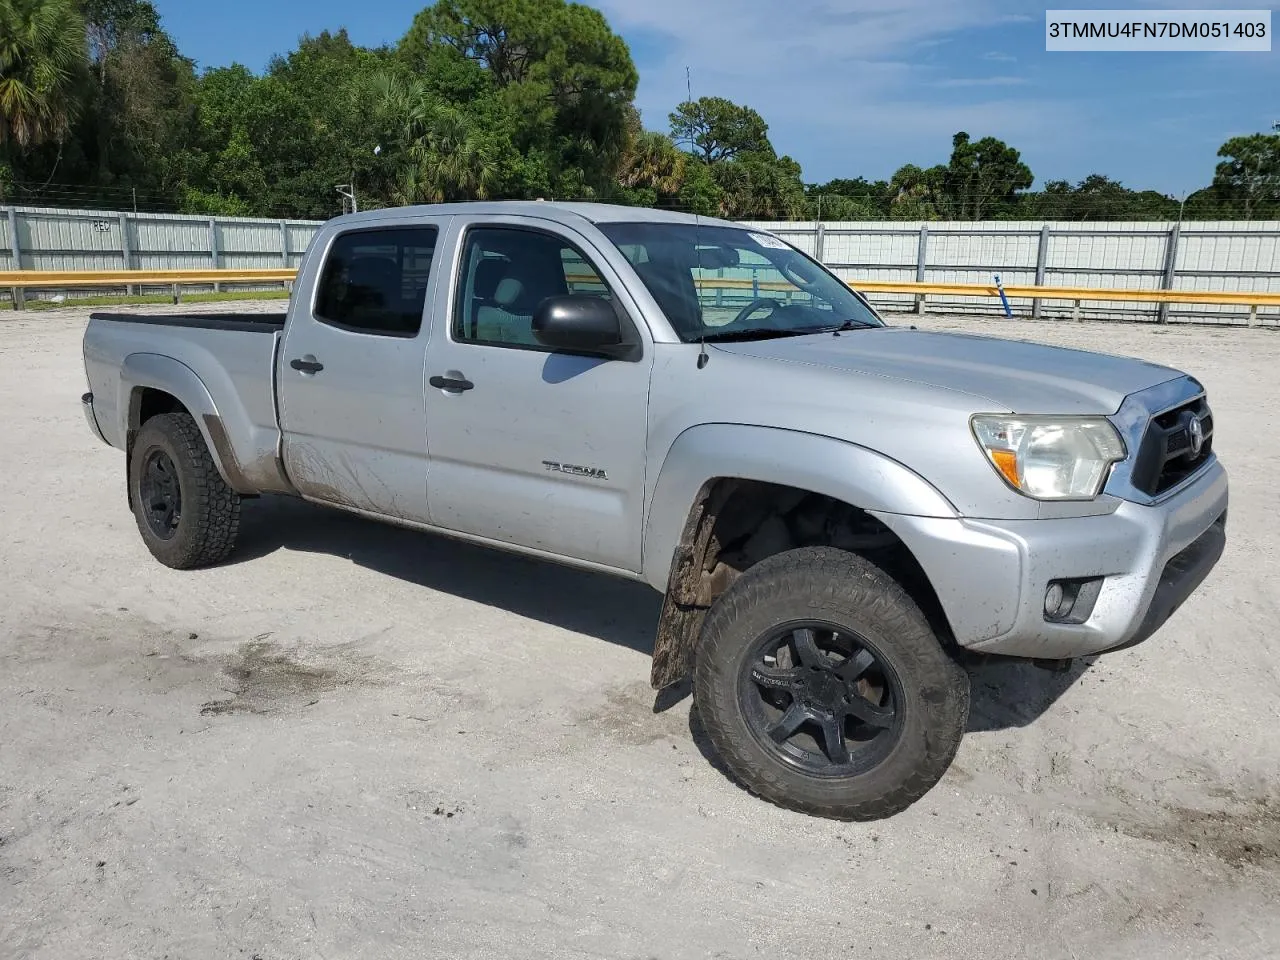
683 62 709 369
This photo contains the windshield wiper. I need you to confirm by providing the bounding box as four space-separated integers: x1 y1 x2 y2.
821 318 877 332
699 327 815 343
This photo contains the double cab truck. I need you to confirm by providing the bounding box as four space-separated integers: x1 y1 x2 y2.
80 202 1228 820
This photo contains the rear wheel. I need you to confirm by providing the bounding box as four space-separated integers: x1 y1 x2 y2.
694 546 969 820
129 412 240 569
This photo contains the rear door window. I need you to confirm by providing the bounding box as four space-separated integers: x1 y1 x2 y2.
315 226 439 336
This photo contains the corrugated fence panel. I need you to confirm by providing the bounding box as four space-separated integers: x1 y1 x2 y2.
287 222 322 267
4 206 1280 325
218 218 291 270
823 223 919 272
19 208 125 271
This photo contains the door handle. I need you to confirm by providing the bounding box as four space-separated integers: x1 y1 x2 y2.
429 374 475 393
290 357 324 374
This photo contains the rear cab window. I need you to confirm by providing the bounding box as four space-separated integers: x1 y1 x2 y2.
314 226 439 336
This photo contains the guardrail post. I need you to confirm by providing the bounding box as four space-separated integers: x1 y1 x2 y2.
209 218 221 293
915 224 928 314
1158 222 1181 324
118 212 135 296
1032 224 1050 319
280 220 293 293
6 207 23 310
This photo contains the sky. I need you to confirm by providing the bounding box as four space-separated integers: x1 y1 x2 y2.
150 0 1280 196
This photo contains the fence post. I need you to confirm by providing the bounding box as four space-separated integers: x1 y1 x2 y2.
814 222 826 264
1158 222 1181 324
279 220 290 268
6 206 23 310
1032 224 1050 320
118 212 135 297
915 224 928 314
208 217 221 293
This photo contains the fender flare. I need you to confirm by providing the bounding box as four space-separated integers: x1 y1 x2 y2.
640 423 958 590
119 352 253 493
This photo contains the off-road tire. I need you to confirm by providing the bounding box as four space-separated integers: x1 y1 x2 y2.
129 412 240 569
694 546 969 820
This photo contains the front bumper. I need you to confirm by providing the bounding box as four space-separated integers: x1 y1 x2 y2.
873 458 1228 659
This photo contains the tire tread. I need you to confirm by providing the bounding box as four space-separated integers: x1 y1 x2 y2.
694 547 969 821
131 412 240 569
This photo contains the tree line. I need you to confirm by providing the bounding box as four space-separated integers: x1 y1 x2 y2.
2 0 1277 221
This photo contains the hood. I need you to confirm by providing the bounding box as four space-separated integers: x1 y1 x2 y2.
711 326 1182 415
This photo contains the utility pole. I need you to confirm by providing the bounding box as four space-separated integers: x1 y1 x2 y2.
336 181 358 214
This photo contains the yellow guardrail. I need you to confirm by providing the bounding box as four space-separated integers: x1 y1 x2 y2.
1 268 1278 322
0 268 295 288
689 275 1280 308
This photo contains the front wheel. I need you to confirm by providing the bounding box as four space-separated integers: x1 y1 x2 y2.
129 412 241 569
694 547 969 820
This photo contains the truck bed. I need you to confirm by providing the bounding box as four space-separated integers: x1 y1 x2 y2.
90 312 287 333
82 310 290 494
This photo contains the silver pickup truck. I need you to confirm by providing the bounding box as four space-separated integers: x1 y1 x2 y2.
81 201 1228 820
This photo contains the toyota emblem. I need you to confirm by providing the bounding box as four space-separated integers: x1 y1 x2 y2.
1188 415 1204 457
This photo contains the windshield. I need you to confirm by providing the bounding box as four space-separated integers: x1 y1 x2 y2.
597 221 884 342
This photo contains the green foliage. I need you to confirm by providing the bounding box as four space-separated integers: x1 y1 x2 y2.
1211 134 1280 219
944 131 1033 219
617 129 685 198
806 177 893 220
676 159 723 216
0 0 86 149
887 163 948 219
669 96 771 164
1022 175 1179 221
400 0 637 197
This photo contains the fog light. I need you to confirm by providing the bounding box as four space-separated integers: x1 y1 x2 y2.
1044 582 1067 618
1043 577 1105 624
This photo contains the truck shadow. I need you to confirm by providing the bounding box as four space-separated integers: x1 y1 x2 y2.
962 655 1093 732
234 495 1091 733
234 495 662 657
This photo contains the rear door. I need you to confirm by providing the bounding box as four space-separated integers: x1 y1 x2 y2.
422 215 654 572
277 219 448 521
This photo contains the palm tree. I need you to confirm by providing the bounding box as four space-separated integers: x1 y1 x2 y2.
618 130 685 195
0 0 86 149
370 72 501 205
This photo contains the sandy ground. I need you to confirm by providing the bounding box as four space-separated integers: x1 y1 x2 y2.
2 303 1279 960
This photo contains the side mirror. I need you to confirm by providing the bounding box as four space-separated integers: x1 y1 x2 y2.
532 295 623 353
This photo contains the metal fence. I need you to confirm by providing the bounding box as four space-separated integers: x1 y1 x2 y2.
1 205 322 279
743 219 1280 323
5 204 1280 324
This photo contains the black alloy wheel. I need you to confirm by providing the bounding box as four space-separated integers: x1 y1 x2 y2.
138 448 182 540
739 621 904 777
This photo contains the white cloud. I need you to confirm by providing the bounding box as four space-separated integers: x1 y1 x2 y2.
982 51 1019 62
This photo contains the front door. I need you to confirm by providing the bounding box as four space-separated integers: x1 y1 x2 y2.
422 217 653 572
277 220 446 521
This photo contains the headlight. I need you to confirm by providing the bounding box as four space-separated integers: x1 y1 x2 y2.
971 415 1126 500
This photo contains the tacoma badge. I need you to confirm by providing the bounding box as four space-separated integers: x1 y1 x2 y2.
542 460 609 480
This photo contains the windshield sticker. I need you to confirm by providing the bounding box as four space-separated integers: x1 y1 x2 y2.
749 232 790 250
